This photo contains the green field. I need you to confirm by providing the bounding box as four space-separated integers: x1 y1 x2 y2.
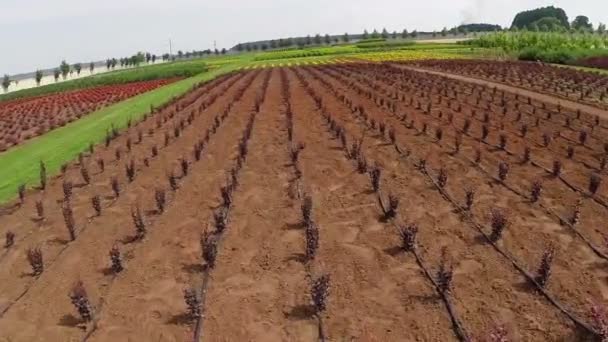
0 59 209 102
0 42 488 203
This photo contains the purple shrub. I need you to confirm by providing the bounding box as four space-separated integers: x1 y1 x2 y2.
27 247 44 276
311 274 330 314
69 281 94 322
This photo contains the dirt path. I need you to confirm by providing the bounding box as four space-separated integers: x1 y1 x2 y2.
393 64 608 121
202 69 313 341
0 72 259 341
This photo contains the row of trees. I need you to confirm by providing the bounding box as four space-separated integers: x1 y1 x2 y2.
235 26 478 52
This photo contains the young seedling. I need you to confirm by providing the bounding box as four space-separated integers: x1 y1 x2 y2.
184 288 201 320
520 124 528 137
213 208 227 233
535 247 555 288
465 188 475 211
220 185 233 208
490 209 508 242
301 195 313 227
131 206 146 240
115 148 121 161
498 134 507 150
481 125 489 142
62 202 76 241
27 247 43 276
498 162 509 182
566 146 575 159
97 158 105 173
383 194 400 220
109 245 124 273
435 127 443 142
462 119 471 134
125 160 136 182
542 133 552 147
311 275 330 314
474 149 482 164
436 247 453 294
151 145 158 157
552 160 562 178
201 230 217 269
305 221 320 262
399 224 418 252
369 165 381 192
530 180 543 203
589 173 602 195
579 130 588 145
356 153 368 174
91 195 101 216
180 158 189 177
168 172 179 191
80 165 90 185
126 138 132 152
111 177 120 198
454 134 462 154
570 200 582 226
35 200 44 219
590 304 608 340
5 231 15 248
155 188 166 214
69 281 94 322
437 167 448 188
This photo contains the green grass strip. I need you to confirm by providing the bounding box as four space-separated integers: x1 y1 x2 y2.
0 64 238 203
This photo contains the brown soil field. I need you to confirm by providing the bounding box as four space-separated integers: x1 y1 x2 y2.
1 62 608 341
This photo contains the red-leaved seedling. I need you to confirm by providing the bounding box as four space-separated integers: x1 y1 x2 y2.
111 177 120 198
474 149 482 164
498 134 507 150
531 180 543 203
91 195 101 216
570 200 582 226
589 173 602 195
27 247 43 276
523 146 531 163
5 231 15 248
566 145 575 159
184 288 201 320
437 168 448 188
590 304 608 340
39 160 47 190
62 180 73 202
80 165 90 185
552 160 562 178
180 158 189 177
535 247 555 288
97 158 105 173
305 221 320 262
436 247 453 294
498 162 509 182
369 165 381 192
131 206 146 240
490 209 508 242
465 188 475 210
311 274 330 314
481 125 489 141
579 130 588 145
213 208 227 233
168 172 179 191
69 281 94 322
35 200 44 219
399 224 418 252
301 195 313 227
201 229 218 269
155 188 166 214
62 202 76 241
109 245 124 273
125 160 136 182
384 194 399 220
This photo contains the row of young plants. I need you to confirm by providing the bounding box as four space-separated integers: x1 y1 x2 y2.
291 67 481 340
405 59 608 110
305 64 606 339
279 68 329 340
0 70 258 329
66 70 262 338
328 62 608 259
191 70 270 341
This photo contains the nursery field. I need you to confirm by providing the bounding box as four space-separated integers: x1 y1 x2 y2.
0 79 179 151
1 62 608 341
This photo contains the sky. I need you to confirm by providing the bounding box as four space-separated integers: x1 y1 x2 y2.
0 0 607 75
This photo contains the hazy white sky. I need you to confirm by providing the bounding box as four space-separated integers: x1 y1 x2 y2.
1 0 606 75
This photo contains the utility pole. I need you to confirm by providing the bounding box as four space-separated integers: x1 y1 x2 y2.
214 40 217 51
169 39 173 58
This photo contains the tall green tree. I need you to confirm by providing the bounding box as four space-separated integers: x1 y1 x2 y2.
74 63 82 75
391 30 397 39
89 62 95 74
145 52 152 63
2 74 10 93
314 34 322 45
511 6 569 29
381 28 389 39
324 34 331 44
410 30 418 38
106 59 112 69
53 69 60 82
371 29 380 38
401 29 408 38
572 15 593 31
363 29 369 39
59 60 70 80
35 70 43 86
342 32 350 42
306 35 312 45
441 27 448 37
598 23 606 34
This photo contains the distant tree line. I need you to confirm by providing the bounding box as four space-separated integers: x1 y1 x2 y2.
510 6 600 33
